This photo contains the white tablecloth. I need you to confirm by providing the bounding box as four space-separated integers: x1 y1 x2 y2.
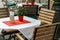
19 27 35 39
0 16 41 39
0 16 41 29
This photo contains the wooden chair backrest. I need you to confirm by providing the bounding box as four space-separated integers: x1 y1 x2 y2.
23 5 38 15
32 22 60 40
38 8 55 24
0 8 9 18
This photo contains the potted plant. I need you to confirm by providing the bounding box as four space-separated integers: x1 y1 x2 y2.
17 7 26 21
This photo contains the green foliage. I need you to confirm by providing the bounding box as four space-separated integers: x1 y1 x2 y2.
54 2 60 4
54 2 60 6
17 7 26 16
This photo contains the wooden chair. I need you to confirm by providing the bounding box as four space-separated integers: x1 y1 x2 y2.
15 22 60 40
0 8 9 18
32 22 59 40
0 8 8 40
0 8 19 40
23 5 38 19
38 8 55 25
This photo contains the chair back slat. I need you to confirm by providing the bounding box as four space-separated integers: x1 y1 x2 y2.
39 16 52 22
40 11 54 17
41 8 55 13
35 34 53 40
0 8 9 18
32 23 60 40
38 18 52 24
39 8 55 24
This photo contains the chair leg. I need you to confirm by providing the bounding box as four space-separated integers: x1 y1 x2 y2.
15 33 25 40
8 34 12 40
13 34 17 40
14 35 16 40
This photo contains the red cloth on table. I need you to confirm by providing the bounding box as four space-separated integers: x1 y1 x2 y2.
3 20 30 26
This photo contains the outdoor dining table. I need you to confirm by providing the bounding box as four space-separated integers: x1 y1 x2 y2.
0 16 41 39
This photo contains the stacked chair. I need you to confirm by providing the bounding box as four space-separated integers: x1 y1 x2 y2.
15 8 60 40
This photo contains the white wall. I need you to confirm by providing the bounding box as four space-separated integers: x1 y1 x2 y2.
0 0 1 2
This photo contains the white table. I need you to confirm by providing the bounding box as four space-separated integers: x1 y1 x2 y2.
16 3 43 7
0 16 41 39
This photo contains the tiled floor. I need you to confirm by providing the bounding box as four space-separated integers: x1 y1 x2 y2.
0 35 18 40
